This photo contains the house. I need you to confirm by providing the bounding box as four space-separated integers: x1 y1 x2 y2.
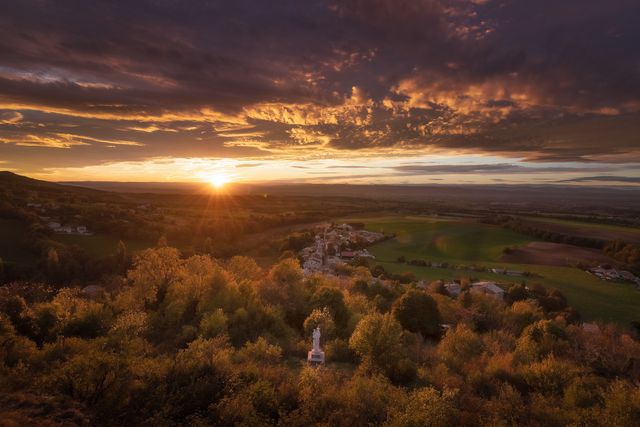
358 249 375 259
470 281 505 300
340 251 356 259
77 225 88 234
505 270 525 277
619 271 637 282
444 282 461 297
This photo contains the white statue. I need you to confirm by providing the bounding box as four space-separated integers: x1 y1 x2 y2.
312 327 321 351
308 326 325 364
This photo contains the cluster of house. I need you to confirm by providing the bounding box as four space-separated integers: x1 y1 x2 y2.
23 200 93 236
47 221 93 236
300 223 385 275
588 266 640 287
418 280 506 300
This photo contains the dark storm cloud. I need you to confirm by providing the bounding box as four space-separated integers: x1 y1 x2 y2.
0 0 639 172
560 176 640 184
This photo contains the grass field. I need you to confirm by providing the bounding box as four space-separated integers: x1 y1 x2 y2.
522 216 640 243
524 216 640 235
356 216 531 263
353 215 640 325
54 234 151 258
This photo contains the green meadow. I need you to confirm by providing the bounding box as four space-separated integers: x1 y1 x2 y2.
524 216 640 235
354 216 640 325
54 233 151 258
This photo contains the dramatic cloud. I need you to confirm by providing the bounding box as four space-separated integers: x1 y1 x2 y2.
560 176 640 184
0 0 639 179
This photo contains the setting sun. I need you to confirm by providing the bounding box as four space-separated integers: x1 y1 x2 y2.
206 173 230 188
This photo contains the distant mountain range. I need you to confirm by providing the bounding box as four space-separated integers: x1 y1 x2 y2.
2 171 640 211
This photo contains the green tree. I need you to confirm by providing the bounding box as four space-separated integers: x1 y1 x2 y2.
309 287 349 331
437 324 484 372
226 256 262 283
349 312 405 375
515 319 569 363
199 309 228 338
303 307 336 340
387 387 460 427
259 258 306 327
392 290 441 339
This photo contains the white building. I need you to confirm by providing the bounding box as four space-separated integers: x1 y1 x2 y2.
444 282 461 297
470 281 505 300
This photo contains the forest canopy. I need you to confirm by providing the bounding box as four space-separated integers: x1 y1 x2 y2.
1 248 639 426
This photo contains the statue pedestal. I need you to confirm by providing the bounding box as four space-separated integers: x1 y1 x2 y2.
307 349 325 364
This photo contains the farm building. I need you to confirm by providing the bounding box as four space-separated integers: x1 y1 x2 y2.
444 282 461 297
470 281 505 300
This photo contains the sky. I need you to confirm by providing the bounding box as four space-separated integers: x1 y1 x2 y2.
0 0 639 185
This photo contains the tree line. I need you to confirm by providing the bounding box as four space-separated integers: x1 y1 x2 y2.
1 248 639 425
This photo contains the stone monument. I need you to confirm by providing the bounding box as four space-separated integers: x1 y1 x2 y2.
307 327 325 364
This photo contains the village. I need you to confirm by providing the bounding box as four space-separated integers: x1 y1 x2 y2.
299 224 519 302
25 201 93 236
588 265 640 288
299 223 386 275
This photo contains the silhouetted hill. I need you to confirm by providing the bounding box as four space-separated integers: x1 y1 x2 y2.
0 171 103 196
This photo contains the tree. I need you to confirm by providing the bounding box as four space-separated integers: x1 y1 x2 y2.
157 235 168 247
303 308 336 340
226 256 262 283
199 309 228 338
428 280 447 295
47 248 60 272
392 290 441 339
309 287 349 331
127 247 183 306
507 283 528 304
349 313 405 375
116 240 127 265
437 324 484 372
258 258 306 327
515 319 569 363
387 387 460 427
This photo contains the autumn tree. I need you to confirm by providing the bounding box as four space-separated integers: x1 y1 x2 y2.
392 290 441 339
127 247 183 307
258 258 306 327
303 307 336 340
387 387 460 427
349 312 406 377
116 240 127 266
309 286 349 331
